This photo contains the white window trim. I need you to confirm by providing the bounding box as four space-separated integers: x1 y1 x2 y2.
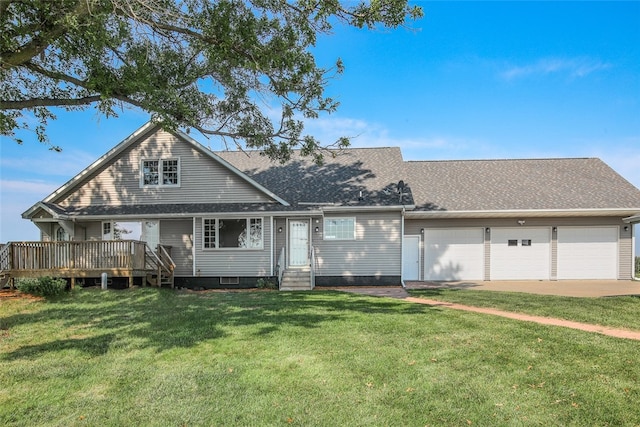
102 221 112 240
323 217 356 240
140 157 181 188
202 217 264 250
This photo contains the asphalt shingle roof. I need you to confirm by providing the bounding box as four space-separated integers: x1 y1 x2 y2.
405 158 640 211
217 147 413 207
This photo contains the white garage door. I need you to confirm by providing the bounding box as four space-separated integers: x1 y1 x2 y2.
557 227 618 280
491 228 550 280
424 228 484 281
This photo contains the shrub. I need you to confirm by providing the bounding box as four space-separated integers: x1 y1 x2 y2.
636 256 640 278
256 278 277 290
16 276 68 297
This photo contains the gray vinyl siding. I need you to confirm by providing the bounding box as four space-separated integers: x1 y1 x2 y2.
274 217 287 266
56 129 272 207
194 216 272 277
483 231 491 281
74 221 102 240
315 212 402 277
619 225 633 279
405 216 633 280
159 219 193 277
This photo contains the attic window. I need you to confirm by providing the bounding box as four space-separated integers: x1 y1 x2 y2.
141 158 180 187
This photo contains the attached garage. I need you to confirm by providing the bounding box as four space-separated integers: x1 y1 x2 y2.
557 226 618 279
424 228 484 281
490 228 551 280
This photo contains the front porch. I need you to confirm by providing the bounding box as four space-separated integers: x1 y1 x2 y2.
0 240 175 288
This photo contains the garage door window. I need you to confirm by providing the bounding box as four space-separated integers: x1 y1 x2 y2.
508 239 518 246
522 239 532 246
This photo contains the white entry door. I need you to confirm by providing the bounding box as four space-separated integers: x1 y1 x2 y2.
143 221 160 251
289 220 309 267
402 235 420 280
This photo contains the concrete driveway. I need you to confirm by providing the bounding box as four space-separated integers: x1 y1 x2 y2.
404 280 640 298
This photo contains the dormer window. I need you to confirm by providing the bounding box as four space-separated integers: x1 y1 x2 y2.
141 158 180 187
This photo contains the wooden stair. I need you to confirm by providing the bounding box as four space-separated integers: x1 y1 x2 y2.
280 268 312 291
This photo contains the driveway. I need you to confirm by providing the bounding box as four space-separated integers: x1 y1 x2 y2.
404 280 640 298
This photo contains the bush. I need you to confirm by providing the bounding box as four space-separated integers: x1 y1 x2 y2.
16 276 68 297
636 256 640 278
256 278 277 290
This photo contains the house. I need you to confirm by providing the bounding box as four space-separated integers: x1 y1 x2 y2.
13 121 640 288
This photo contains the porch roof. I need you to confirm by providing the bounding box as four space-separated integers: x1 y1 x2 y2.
31 201 409 219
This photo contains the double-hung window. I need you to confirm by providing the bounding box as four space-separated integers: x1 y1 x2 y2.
203 218 263 249
324 217 356 240
141 158 180 187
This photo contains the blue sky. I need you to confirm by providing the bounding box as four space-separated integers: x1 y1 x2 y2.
1 1 639 251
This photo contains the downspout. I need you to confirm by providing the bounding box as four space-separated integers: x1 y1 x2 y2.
270 216 274 276
400 207 406 288
633 224 638 281
192 217 197 277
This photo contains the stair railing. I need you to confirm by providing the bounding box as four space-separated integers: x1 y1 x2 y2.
310 246 316 290
144 244 176 288
276 247 285 290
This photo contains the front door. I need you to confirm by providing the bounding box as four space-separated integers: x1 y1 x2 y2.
289 220 309 267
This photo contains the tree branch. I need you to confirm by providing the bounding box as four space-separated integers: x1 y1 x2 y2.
1 95 103 109
0 0 93 70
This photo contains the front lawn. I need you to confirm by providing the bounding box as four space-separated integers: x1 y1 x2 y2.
408 289 640 331
1 288 639 426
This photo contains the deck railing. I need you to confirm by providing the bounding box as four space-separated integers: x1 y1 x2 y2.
2 240 150 276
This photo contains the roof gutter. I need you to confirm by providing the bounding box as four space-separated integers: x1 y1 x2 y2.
405 208 640 219
321 205 415 213
623 213 640 224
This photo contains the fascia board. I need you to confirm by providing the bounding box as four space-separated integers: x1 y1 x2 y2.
320 205 413 213
43 121 158 204
22 202 66 220
53 210 325 220
405 208 640 219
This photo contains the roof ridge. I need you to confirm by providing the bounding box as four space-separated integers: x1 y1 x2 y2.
215 146 401 154
405 157 599 163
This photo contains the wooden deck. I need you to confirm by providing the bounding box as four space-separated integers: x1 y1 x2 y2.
0 241 175 288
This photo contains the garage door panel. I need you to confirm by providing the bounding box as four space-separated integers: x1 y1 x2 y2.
425 228 484 281
490 228 550 280
557 227 617 280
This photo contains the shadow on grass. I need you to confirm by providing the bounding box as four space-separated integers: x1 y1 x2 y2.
1 288 432 360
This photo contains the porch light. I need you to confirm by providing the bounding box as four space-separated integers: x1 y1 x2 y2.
315 227 320 233
278 227 283 233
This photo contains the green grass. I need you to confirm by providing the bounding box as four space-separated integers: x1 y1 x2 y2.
1 288 639 426
408 289 640 331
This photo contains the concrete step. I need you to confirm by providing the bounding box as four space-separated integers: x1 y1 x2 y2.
280 268 312 291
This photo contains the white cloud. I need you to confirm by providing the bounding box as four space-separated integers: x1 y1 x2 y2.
501 57 612 80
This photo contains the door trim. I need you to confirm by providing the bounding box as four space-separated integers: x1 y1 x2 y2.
288 218 310 268
402 235 421 281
